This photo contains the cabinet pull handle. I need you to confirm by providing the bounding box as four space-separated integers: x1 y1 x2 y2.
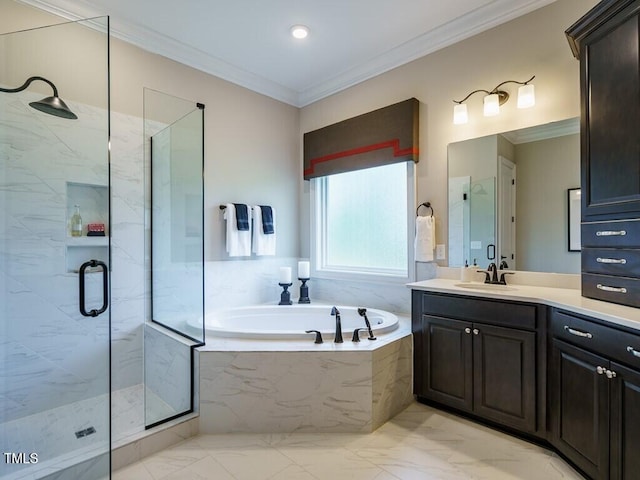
596 366 605 375
595 230 627 237
473 328 479 335
596 284 627 294
596 257 627 265
627 346 640 358
464 328 471 334
564 325 593 339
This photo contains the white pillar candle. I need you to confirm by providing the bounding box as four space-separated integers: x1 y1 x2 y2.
298 261 310 279
279 266 292 284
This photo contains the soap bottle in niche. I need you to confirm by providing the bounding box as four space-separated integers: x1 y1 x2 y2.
71 204 83 237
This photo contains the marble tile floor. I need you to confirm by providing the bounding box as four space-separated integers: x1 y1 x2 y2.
113 401 586 480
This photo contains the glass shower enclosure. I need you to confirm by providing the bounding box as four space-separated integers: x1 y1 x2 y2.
1 16 110 480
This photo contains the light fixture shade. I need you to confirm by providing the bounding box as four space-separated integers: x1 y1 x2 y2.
517 83 535 108
453 103 468 124
483 94 500 116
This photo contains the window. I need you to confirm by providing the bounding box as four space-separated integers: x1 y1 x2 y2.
311 161 415 283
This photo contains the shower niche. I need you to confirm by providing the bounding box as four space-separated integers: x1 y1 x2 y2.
65 181 109 273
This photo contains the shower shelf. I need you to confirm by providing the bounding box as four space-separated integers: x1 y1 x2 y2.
66 237 108 247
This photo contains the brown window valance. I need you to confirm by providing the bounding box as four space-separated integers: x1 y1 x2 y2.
303 98 419 180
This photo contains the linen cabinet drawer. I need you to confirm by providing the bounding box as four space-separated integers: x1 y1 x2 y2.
582 247 640 276
551 308 640 370
581 220 640 248
582 273 640 308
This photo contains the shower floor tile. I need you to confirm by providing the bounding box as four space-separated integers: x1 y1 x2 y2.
113 402 587 480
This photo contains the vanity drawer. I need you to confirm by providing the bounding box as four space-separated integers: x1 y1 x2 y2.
582 247 640 277
420 292 537 330
582 273 640 308
581 219 640 248
551 309 640 370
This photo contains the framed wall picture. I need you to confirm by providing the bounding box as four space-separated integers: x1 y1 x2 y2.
568 188 581 251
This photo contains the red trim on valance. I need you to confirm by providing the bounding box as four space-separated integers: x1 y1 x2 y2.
303 139 419 177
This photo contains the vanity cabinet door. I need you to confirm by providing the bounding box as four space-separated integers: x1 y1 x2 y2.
610 362 640 480
473 324 536 433
420 315 473 413
549 339 610 480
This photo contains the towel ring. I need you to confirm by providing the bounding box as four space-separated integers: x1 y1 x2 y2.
416 202 433 217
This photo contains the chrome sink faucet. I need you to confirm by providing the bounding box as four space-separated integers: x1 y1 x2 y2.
331 306 343 343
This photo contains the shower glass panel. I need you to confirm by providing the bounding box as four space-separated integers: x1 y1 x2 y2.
143 88 204 427
1 16 110 480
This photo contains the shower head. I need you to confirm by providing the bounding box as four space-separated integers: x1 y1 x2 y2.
29 95 77 119
0 76 78 120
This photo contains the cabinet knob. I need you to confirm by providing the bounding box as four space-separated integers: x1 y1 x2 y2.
473 328 479 335
596 366 605 375
464 328 471 334
606 369 617 379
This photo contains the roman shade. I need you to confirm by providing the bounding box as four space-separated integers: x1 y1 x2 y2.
303 98 419 180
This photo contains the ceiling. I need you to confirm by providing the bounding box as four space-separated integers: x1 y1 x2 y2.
23 0 556 107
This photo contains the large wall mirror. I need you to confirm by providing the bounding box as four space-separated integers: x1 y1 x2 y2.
448 117 580 273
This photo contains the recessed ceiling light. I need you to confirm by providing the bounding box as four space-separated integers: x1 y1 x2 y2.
290 25 309 39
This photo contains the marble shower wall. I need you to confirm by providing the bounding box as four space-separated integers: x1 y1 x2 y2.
0 91 147 422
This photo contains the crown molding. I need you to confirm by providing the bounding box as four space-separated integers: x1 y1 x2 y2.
20 0 556 108
500 117 580 144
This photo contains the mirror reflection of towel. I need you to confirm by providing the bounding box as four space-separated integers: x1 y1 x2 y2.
415 216 435 262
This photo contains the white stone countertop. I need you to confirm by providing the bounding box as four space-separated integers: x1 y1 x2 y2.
407 278 640 332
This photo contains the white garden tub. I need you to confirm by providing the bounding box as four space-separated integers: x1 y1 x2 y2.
204 304 398 339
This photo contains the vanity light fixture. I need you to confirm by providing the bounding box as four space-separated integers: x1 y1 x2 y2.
452 75 535 125
290 25 309 39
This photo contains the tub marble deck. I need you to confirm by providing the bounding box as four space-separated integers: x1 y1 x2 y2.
197 316 413 433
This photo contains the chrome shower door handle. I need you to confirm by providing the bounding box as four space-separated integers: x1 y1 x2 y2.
79 259 109 317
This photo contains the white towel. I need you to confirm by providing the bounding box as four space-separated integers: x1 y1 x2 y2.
224 203 252 257
252 205 276 256
415 215 436 262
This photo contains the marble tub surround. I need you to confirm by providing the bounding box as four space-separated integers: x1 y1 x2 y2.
198 317 412 433
113 402 583 480
408 277 639 331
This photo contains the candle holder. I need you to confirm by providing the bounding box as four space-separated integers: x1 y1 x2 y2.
278 283 293 305
298 278 310 304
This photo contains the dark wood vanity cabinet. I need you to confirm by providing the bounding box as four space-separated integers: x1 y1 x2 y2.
566 0 640 222
566 0 640 309
549 308 640 480
412 291 543 435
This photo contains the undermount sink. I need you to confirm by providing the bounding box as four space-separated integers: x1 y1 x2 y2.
454 283 517 291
